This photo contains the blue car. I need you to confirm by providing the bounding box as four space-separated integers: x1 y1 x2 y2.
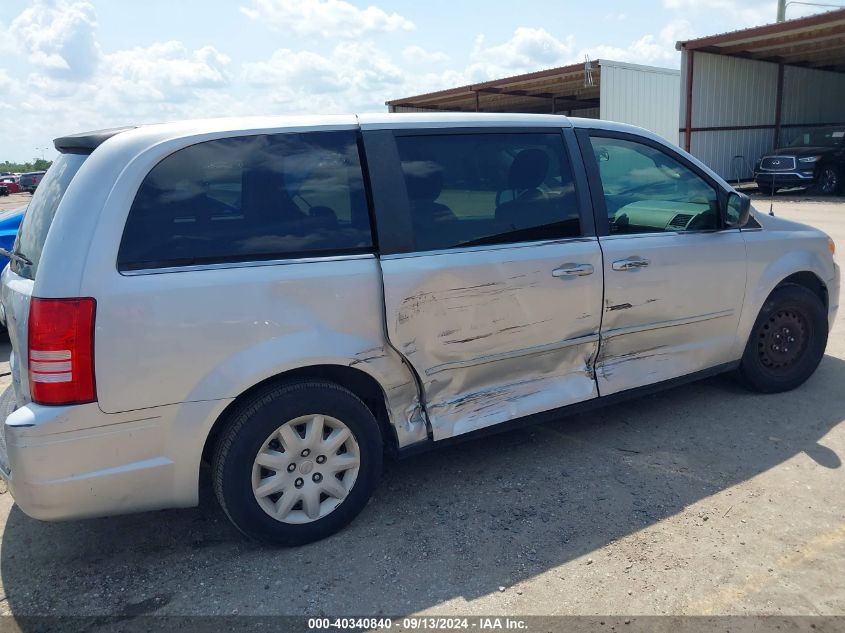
0 206 26 270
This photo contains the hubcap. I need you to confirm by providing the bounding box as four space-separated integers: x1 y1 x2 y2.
251 414 360 524
757 309 808 372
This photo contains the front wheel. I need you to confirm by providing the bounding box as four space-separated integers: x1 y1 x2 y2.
814 165 840 195
212 380 383 545
738 284 828 393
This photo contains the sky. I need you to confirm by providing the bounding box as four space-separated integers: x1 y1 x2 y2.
0 0 834 161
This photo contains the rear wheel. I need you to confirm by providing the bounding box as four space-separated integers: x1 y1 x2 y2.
738 284 827 393
212 380 383 545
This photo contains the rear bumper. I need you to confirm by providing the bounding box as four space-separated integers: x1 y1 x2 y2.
0 386 232 521
754 171 815 188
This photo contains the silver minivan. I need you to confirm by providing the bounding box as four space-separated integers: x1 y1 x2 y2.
0 114 839 544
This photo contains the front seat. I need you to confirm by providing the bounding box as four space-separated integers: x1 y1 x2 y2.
404 165 457 250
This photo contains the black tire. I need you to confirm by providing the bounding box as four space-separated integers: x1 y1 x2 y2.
738 284 828 393
212 380 383 545
813 165 840 195
757 184 777 196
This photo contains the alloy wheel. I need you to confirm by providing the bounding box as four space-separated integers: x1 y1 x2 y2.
819 167 838 194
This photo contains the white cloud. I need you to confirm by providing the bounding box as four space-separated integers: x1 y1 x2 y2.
243 41 405 111
467 27 575 81
9 0 100 80
402 46 450 65
582 19 693 66
661 0 823 27
240 0 414 38
105 42 231 103
0 69 18 113
460 21 689 83
0 70 13 92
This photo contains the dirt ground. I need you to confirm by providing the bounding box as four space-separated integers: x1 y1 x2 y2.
0 193 29 214
0 191 842 618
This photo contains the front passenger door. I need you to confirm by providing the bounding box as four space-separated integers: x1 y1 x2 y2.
582 132 748 395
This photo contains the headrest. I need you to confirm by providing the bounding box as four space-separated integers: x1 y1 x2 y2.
404 161 444 202
508 149 549 191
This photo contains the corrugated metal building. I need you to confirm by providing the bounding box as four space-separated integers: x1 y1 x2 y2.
677 9 845 182
386 59 681 143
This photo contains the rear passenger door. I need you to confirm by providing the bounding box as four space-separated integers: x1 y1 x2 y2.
364 127 604 440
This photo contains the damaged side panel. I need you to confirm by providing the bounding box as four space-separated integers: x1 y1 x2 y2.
594 231 748 395
380 240 604 440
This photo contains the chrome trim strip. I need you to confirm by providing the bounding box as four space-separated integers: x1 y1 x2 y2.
760 156 797 171
381 237 598 260
120 253 377 276
598 229 736 241
425 332 600 376
754 171 812 179
602 309 734 339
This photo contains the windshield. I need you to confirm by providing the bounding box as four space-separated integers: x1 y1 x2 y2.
11 153 87 280
788 127 845 148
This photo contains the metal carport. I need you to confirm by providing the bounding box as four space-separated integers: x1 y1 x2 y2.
677 9 845 181
386 59 681 143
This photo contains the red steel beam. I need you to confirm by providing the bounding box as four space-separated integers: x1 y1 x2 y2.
677 9 845 51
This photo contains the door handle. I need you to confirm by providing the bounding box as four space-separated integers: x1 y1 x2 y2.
552 263 594 277
612 257 651 271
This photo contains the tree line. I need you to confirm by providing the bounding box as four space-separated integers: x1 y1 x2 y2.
0 158 53 173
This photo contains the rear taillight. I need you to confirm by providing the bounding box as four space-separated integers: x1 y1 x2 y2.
28 297 96 405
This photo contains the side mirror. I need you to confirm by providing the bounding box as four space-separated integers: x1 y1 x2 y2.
725 191 751 228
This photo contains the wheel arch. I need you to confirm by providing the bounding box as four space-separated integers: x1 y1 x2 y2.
201 364 400 467
775 271 828 311
735 243 832 360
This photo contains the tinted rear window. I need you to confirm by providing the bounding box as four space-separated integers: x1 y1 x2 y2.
118 130 373 271
12 155 87 280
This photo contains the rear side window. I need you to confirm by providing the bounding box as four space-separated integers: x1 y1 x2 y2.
118 130 373 271
395 133 581 252
12 154 87 280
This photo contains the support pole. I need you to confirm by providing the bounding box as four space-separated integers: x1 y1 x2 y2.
684 50 695 152
774 62 784 149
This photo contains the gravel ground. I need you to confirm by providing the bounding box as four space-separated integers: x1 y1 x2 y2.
0 193 29 214
0 192 842 618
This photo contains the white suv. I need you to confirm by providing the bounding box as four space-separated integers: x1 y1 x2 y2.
0 114 839 545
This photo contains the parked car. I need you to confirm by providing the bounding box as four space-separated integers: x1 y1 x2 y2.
0 206 26 270
0 115 839 545
0 176 21 194
18 171 45 194
755 126 845 195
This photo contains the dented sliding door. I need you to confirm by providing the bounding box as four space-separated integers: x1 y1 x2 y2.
363 125 603 440
380 240 603 439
